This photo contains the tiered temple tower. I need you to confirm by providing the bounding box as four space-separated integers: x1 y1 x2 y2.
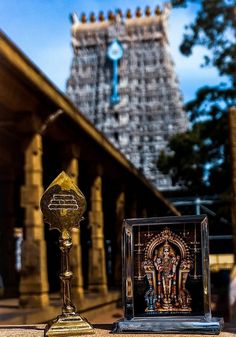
66 5 188 190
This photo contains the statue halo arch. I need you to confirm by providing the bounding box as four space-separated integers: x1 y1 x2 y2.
145 227 190 260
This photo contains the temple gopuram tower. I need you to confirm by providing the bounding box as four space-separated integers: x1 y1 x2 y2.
66 5 188 190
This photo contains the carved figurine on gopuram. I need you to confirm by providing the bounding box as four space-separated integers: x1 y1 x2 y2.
143 228 193 313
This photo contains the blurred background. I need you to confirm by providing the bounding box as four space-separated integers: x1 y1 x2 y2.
0 0 235 326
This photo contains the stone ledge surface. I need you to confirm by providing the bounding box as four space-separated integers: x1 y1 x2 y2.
0 325 236 337
0 291 121 325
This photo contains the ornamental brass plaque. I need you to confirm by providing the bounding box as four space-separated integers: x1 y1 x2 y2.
40 171 86 232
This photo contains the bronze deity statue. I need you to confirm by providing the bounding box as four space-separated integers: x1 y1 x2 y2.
143 228 193 312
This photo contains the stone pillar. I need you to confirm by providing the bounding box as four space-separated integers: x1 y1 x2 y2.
141 207 147 218
128 194 138 218
230 107 236 259
114 191 125 287
0 171 17 297
20 134 49 307
229 107 236 321
64 156 84 304
88 175 108 294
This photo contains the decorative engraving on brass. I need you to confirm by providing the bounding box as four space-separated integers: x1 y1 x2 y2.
40 171 94 337
48 194 79 211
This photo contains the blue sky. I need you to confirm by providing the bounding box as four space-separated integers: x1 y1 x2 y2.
0 0 222 102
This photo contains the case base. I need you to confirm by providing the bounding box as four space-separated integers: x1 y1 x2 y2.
113 316 223 334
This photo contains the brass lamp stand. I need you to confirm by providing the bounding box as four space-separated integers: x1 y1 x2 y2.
40 171 94 337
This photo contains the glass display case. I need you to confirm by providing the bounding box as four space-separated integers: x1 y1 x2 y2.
113 215 223 334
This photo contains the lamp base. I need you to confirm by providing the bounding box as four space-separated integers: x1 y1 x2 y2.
45 313 95 337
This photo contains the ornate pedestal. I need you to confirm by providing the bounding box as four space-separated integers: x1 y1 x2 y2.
45 315 94 337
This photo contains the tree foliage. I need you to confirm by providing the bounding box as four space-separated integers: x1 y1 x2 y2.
171 0 235 79
157 0 235 195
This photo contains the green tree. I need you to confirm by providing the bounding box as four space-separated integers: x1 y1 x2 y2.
158 0 235 196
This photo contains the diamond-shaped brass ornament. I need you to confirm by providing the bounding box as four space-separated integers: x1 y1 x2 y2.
40 171 86 232
40 171 94 337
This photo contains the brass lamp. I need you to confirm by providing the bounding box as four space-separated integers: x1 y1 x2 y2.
40 171 94 337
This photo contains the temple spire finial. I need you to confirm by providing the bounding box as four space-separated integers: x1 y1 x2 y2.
155 6 162 15
126 9 132 19
116 8 123 19
145 6 151 17
90 12 96 23
136 7 142 18
70 12 79 24
81 12 87 23
108 10 115 21
99 11 105 22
